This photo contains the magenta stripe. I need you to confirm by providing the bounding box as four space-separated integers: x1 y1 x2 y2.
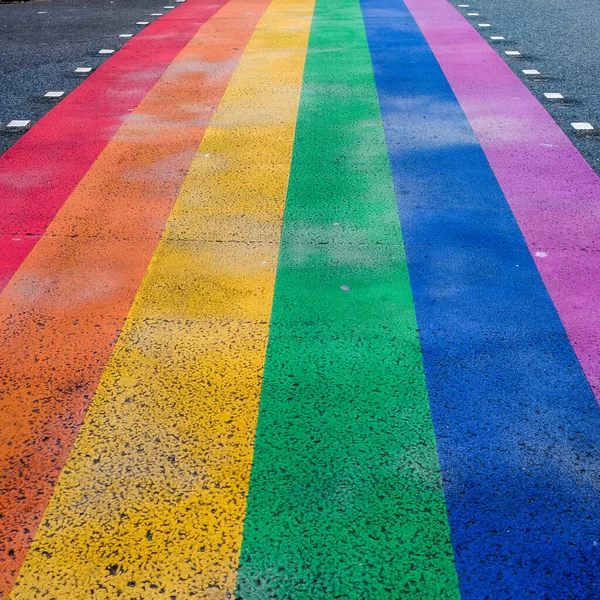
404 0 600 401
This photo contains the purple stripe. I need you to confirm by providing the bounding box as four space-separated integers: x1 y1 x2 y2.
404 0 600 400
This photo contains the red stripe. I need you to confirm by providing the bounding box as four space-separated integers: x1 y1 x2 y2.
0 0 227 292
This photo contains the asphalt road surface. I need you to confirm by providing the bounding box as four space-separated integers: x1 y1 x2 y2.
452 0 600 174
1 0 600 598
0 0 180 154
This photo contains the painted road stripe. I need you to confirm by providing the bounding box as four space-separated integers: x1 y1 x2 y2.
0 0 274 594
7 0 314 596
408 0 600 404
235 0 459 596
364 0 600 596
0 0 225 294
572 122 594 130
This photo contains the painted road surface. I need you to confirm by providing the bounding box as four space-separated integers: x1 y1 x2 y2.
1 0 600 597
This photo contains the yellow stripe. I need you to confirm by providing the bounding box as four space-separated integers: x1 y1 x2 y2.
9 0 314 596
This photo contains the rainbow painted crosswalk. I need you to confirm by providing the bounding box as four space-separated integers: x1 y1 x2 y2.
2 0 600 597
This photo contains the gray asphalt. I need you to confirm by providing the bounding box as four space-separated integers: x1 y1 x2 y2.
0 0 168 155
451 0 600 174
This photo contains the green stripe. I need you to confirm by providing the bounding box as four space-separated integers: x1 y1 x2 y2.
235 0 460 596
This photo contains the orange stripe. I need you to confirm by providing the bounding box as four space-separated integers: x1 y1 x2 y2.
0 0 270 594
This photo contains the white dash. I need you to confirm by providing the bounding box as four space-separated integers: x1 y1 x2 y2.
136 21 150 24
522 69 540 75
37 10 48 13
490 36 505 40
535 251 548 258
544 92 564 99
571 122 594 131
44 91 64 98
7 120 31 128
478 23 491 27
457 4 469 6
99 49 115 54
119 33 133 38
505 50 521 56
467 12 479 15
75 67 92 73
151 12 163 15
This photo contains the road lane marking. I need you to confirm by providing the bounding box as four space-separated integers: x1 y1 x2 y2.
376 0 600 595
544 92 563 98
0 0 226 301
7 0 314 596
6 120 30 128
0 0 264 594
44 91 65 98
236 0 460 596
571 122 594 130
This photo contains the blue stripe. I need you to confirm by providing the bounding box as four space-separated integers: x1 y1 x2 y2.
360 1 600 597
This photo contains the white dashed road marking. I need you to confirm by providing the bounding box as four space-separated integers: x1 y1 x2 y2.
571 122 594 131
